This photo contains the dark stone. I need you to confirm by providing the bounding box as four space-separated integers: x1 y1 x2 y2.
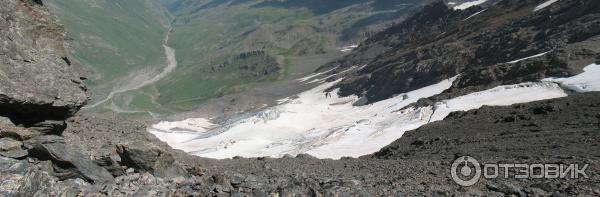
0 123 34 141
25 135 113 183
486 182 525 196
26 120 67 136
187 165 207 176
500 116 516 123
230 174 245 187
0 138 28 159
116 142 187 178
532 105 557 115
0 156 26 173
531 182 557 193
352 97 369 106
94 153 125 177
295 153 317 159
213 174 231 186
411 138 425 146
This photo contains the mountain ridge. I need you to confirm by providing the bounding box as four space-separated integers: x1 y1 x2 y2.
320 0 599 105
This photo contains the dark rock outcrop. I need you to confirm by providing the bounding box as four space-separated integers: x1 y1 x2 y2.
0 0 88 123
0 121 34 141
0 138 27 159
0 0 115 194
116 141 188 178
372 92 600 161
24 135 113 183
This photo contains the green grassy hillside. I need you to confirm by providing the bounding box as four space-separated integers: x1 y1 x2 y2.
152 0 429 112
45 0 173 114
46 0 430 115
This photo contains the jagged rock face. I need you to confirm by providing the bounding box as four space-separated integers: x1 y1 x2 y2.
321 0 600 103
0 1 107 195
25 135 114 183
116 141 188 178
0 0 88 122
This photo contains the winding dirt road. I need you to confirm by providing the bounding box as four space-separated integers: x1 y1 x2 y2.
86 27 177 109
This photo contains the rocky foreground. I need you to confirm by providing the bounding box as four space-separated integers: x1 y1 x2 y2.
0 0 599 196
4 92 598 196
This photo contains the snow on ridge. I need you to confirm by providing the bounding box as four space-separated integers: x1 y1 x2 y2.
463 9 487 21
534 0 560 12
296 67 336 83
428 82 567 122
305 82 567 159
543 63 600 92
506 50 552 64
453 0 488 10
339 45 359 53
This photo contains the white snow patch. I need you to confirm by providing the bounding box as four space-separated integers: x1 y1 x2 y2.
506 51 552 64
542 63 600 92
534 0 560 12
453 0 488 10
148 75 575 159
149 77 457 159
296 68 336 83
149 118 217 145
429 82 567 121
339 45 359 53
463 9 487 21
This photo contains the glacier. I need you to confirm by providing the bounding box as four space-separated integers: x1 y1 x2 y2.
148 64 599 159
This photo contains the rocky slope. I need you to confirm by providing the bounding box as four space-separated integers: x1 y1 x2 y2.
41 92 600 196
321 0 600 104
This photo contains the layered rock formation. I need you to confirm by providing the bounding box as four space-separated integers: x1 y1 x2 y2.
0 0 87 123
0 0 109 195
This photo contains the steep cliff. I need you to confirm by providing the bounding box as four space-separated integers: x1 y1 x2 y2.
0 0 88 123
0 1 112 195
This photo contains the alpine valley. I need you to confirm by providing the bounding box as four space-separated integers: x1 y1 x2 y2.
0 0 599 196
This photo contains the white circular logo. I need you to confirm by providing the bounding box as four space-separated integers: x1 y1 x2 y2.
451 156 482 186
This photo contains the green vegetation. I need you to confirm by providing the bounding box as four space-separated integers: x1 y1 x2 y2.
45 0 173 112
46 0 429 115
151 0 427 112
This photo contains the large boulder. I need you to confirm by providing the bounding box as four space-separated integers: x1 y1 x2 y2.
0 157 88 196
116 141 187 178
0 0 88 122
24 135 113 183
